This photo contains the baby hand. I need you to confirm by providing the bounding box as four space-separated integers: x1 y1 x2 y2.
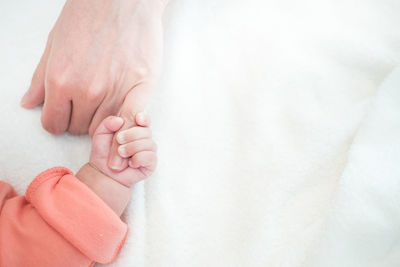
90 113 157 187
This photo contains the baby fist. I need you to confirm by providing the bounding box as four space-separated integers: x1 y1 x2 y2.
90 113 157 187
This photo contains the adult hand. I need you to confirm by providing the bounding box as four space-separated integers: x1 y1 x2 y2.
21 0 165 137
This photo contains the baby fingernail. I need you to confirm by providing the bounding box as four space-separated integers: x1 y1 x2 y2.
118 145 127 157
117 133 125 144
137 112 145 123
115 117 124 124
109 156 124 170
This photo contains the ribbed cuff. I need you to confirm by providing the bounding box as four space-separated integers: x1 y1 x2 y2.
26 167 128 264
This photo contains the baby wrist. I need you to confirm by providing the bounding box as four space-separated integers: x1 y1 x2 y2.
76 163 131 216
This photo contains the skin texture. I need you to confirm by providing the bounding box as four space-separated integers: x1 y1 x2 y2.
76 163 131 217
90 113 157 187
76 113 157 215
21 0 165 172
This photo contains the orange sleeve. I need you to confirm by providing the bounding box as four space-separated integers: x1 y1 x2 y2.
0 167 128 267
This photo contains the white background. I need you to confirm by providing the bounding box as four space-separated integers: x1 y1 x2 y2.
1 0 400 266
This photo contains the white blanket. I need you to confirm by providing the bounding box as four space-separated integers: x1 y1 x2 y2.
1 0 400 266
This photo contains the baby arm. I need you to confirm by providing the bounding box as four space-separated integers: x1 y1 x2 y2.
0 113 156 267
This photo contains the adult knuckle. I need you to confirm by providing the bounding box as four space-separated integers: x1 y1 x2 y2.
135 66 151 78
85 87 104 102
46 74 67 90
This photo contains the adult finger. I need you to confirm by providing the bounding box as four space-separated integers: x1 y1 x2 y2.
108 83 153 171
41 83 72 135
88 96 120 137
21 38 52 108
69 92 105 135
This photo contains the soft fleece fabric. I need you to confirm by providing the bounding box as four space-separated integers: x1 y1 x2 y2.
0 167 127 266
1 0 400 267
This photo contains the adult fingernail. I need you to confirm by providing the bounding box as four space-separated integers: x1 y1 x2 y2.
117 132 125 144
109 156 124 170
